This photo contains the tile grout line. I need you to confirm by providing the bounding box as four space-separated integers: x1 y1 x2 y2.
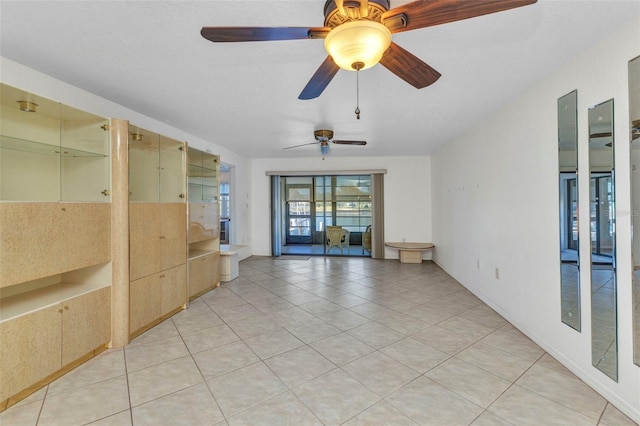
476 351 548 424
122 346 135 425
34 383 49 426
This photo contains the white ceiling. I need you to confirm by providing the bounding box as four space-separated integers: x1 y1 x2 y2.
1 0 638 159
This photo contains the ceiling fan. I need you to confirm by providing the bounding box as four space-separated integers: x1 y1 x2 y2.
201 0 538 100
283 129 367 155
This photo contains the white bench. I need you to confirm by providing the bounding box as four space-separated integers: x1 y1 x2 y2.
220 245 246 282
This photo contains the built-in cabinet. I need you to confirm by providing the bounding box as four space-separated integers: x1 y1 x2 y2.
0 85 110 202
128 125 188 338
0 84 223 411
0 83 112 409
188 148 221 298
0 286 111 404
189 251 221 296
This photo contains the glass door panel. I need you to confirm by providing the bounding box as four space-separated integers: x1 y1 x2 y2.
285 180 313 245
159 136 185 203
129 126 159 202
202 153 219 203
287 201 312 243
187 147 203 203
60 105 110 202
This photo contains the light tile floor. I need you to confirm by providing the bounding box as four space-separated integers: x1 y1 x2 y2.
2 257 638 426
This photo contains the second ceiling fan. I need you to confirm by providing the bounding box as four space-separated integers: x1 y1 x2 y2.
201 0 537 100
284 129 367 155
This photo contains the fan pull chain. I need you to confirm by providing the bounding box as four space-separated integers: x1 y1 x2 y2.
351 61 364 120
355 67 361 120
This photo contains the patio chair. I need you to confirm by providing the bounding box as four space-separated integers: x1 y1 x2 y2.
326 226 349 254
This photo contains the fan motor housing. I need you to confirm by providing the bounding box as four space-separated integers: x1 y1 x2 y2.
314 129 334 140
323 0 390 27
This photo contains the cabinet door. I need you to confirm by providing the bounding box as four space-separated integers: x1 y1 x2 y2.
0 203 110 288
204 252 221 290
0 305 62 402
159 137 186 203
162 264 186 315
129 203 162 281
58 203 111 274
129 128 160 202
60 106 111 203
61 287 111 366
130 274 162 334
160 203 187 271
0 203 63 287
188 256 206 298
187 147 203 203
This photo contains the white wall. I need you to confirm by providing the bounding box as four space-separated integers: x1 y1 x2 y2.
250 156 432 258
432 19 640 421
0 57 253 255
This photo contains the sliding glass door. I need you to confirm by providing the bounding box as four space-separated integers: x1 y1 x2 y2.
279 174 373 256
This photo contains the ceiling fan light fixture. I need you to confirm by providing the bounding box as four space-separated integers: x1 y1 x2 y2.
320 141 330 155
324 20 392 71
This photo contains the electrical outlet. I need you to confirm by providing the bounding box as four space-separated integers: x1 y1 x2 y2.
495 268 500 280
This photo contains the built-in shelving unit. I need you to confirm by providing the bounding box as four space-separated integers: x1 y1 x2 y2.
128 125 188 338
0 83 112 410
187 147 221 299
0 83 223 412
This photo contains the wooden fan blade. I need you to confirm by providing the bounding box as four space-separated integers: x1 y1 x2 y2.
283 142 321 150
332 140 367 145
298 56 340 100
383 0 537 34
379 42 441 89
200 27 330 42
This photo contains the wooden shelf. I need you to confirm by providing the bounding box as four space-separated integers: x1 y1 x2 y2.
188 248 218 260
0 281 110 322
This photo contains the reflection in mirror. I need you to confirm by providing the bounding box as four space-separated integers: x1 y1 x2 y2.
559 90 580 331
629 55 640 367
589 99 617 381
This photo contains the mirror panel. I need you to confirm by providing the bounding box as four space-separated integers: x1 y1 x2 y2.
589 99 617 381
558 90 581 330
629 55 640 367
